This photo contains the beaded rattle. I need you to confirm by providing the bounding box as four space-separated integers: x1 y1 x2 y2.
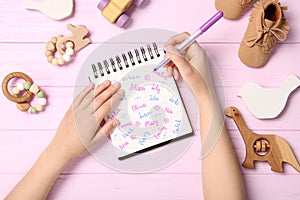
46 35 75 66
2 72 47 113
225 106 300 173
45 24 91 66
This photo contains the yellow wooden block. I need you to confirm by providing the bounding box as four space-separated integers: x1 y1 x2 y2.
102 2 123 23
111 0 132 11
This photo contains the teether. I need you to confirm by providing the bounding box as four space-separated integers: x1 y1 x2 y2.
45 24 91 66
225 106 300 173
2 72 33 103
24 0 74 20
238 74 300 119
2 72 48 113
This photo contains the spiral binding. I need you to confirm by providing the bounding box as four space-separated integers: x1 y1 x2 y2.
89 43 161 81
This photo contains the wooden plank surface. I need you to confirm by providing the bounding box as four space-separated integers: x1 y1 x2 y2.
0 0 299 199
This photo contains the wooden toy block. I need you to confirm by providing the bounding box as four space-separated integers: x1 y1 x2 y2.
102 2 126 23
238 74 300 119
111 0 132 10
98 0 145 27
225 106 300 173
24 0 74 20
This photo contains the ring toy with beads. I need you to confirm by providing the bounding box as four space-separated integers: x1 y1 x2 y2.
45 24 91 66
2 72 33 103
45 36 75 66
2 72 47 113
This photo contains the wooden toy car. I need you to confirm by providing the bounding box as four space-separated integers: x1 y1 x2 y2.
98 0 145 27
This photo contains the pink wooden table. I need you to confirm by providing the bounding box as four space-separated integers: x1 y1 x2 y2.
1 0 300 199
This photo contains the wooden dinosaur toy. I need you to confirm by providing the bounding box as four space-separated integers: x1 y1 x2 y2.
56 24 91 55
225 106 300 173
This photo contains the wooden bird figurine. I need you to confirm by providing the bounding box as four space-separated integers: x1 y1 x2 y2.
237 74 300 119
225 106 300 173
24 0 74 20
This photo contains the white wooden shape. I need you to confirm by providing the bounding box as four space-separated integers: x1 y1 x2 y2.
238 74 300 119
24 0 74 20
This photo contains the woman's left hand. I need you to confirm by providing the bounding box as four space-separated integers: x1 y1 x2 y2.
47 80 124 162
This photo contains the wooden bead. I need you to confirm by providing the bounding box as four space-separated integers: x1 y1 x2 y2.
57 57 65 65
51 37 58 43
12 87 20 95
29 83 40 94
46 41 55 51
16 102 31 112
45 50 53 57
47 55 54 63
57 34 64 40
261 142 267 152
36 104 44 112
66 41 74 49
52 58 59 65
254 141 261 152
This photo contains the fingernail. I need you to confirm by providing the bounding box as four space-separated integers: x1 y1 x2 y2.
174 72 179 80
113 119 120 127
117 89 125 96
113 81 121 88
165 45 177 54
103 80 110 86
167 66 172 77
97 80 109 88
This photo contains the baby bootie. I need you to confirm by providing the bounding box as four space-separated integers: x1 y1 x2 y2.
238 0 290 68
215 0 254 19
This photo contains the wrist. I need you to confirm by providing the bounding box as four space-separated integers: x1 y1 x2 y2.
191 84 213 106
43 144 73 169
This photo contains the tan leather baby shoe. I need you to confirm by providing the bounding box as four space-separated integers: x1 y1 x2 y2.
238 0 290 68
215 0 254 19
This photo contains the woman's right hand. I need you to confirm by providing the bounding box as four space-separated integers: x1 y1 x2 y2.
164 32 214 100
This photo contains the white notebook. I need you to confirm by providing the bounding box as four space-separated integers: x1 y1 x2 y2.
87 43 193 159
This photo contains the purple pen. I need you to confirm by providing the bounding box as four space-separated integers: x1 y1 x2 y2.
153 11 223 71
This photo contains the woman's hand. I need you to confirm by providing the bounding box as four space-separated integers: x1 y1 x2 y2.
5 80 125 200
164 32 214 100
47 80 124 162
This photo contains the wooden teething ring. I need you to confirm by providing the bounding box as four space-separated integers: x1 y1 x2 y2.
2 72 33 103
